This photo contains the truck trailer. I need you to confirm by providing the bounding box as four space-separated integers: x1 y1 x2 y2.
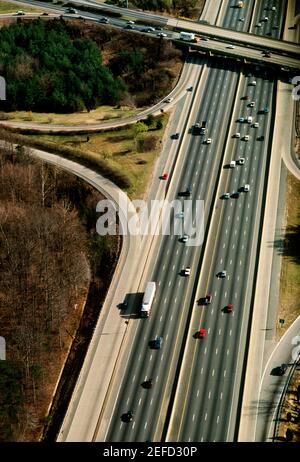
141 282 156 317
179 31 195 42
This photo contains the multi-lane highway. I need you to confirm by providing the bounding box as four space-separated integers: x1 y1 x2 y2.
167 74 274 442
9 0 296 443
100 0 281 442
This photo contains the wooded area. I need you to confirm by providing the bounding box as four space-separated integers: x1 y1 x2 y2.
109 0 199 16
0 146 120 441
0 19 126 113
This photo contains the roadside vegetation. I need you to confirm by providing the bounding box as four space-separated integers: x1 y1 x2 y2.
0 146 121 441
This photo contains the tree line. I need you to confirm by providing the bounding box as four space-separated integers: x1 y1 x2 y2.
0 19 126 113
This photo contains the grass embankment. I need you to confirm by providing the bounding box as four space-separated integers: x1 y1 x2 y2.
0 1 41 14
276 173 300 338
28 116 169 199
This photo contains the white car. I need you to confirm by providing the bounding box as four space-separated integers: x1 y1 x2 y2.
239 17 245 22
256 23 262 27
244 184 250 192
253 122 259 128
223 193 230 199
15 10 25 15
230 161 236 168
177 212 184 219
165 97 173 103
181 234 189 243
249 101 255 107
127 20 135 24
183 267 191 276
235 132 241 138
157 32 167 38
227 45 235 49
247 116 253 123
205 138 212 144
237 158 245 165
244 134 250 141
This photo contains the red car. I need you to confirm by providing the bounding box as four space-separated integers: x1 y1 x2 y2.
226 304 234 313
197 328 206 339
161 172 169 180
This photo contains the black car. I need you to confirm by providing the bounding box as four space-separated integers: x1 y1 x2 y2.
231 192 240 199
121 411 134 422
179 187 192 197
279 364 288 375
125 24 135 30
172 133 180 139
142 379 153 389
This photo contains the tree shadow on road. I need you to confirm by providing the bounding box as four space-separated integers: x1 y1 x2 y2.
271 225 300 265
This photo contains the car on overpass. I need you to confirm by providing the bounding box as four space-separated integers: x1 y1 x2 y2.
142 26 155 32
181 234 189 243
65 7 77 14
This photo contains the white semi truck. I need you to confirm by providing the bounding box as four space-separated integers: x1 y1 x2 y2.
179 31 195 42
141 282 156 317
